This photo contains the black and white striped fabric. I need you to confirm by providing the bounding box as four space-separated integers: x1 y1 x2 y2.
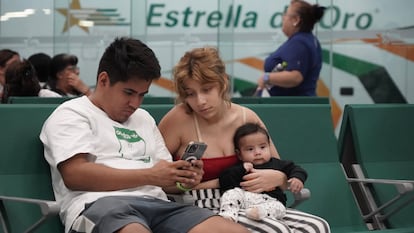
186 188 330 233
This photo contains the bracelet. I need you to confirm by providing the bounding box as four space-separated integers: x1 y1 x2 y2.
263 72 270 84
176 182 192 192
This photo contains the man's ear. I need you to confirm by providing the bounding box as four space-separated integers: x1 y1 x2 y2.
97 71 109 87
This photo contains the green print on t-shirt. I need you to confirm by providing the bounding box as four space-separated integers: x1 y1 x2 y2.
113 126 150 162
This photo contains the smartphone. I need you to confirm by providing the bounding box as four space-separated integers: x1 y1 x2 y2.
181 141 207 162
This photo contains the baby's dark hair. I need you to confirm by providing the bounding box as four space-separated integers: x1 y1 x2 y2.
233 122 270 150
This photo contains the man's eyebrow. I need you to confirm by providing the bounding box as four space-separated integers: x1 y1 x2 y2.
123 88 149 95
123 88 137 93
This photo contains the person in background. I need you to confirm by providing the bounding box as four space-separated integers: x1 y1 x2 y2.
49 53 92 96
256 0 326 96
1 60 61 103
28 52 52 89
159 46 330 233
218 122 307 223
40 37 249 233
0 49 20 101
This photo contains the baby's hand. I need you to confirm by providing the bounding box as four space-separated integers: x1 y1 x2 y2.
287 177 304 193
243 162 254 173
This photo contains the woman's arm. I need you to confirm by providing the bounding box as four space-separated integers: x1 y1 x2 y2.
240 169 288 193
259 70 304 89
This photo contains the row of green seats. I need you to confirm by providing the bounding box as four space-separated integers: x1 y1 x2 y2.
6 96 329 105
2 102 411 233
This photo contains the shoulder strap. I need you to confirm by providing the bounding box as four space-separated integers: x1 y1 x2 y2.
193 113 203 142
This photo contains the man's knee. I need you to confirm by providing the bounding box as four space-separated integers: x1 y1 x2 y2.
189 216 250 233
116 223 150 233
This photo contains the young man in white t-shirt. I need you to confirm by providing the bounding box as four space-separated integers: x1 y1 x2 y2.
40 37 249 233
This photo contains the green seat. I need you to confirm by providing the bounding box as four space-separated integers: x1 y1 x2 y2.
338 104 414 230
142 97 175 104
232 96 330 104
0 104 63 233
7 96 329 106
7 96 73 104
141 104 173 123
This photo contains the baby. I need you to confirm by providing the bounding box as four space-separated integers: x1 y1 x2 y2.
218 122 307 222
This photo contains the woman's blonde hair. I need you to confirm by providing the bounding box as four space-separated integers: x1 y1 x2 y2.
173 47 231 112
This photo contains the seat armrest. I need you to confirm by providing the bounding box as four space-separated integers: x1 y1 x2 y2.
0 195 60 233
396 182 414 194
346 164 414 223
289 188 311 208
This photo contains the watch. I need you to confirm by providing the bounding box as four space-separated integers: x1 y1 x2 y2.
263 72 270 84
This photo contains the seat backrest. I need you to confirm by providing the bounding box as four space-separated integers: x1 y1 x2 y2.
243 104 367 232
7 96 73 104
142 97 175 104
338 104 414 229
232 96 330 104
141 104 173 123
0 104 63 233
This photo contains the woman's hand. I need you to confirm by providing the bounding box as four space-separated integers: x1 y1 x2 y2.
240 168 287 193
67 73 91 95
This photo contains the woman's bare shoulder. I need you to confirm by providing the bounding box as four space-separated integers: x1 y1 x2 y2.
231 103 261 121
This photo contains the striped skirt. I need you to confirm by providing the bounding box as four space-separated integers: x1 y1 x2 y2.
187 188 331 233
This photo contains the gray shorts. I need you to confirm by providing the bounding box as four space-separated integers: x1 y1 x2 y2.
70 196 215 233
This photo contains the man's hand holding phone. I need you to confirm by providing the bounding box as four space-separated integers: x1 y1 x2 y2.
176 141 207 191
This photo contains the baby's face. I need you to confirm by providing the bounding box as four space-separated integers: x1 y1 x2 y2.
238 132 272 165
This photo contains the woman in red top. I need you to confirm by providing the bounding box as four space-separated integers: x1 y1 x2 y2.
159 47 330 233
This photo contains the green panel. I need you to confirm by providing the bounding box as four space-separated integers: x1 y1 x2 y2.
340 104 414 229
232 96 330 104
142 97 175 104
349 104 414 163
322 50 406 104
241 104 338 163
141 104 173 123
0 104 63 233
7 96 74 104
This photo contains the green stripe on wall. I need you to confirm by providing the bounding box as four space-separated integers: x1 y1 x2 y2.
322 49 406 103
